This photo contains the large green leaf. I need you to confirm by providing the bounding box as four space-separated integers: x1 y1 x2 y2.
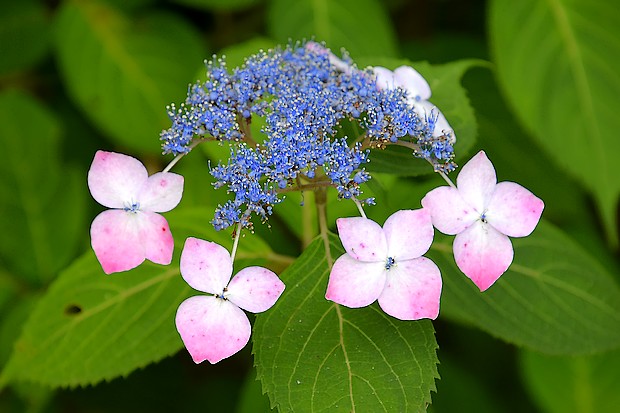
490 0 620 246
53 0 205 153
465 67 593 236
360 59 483 176
173 0 261 11
520 348 620 413
0 0 50 75
433 221 620 354
236 369 273 413
0 90 86 285
0 207 275 388
267 0 397 58
254 234 439 412
428 355 504 413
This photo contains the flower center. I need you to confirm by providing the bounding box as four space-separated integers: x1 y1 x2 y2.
385 256 396 271
124 202 140 213
215 287 229 301
480 211 488 224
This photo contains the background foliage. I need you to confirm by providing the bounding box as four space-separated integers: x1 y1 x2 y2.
1 0 619 412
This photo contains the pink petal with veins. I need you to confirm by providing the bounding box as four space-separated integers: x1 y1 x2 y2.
325 254 386 308
141 211 174 265
486 182 545 237
227 266 285 313
138 172 184 213
383 209 434 260
378 257 442 320
90 210 145 274
180 238 233 294
393 66 431 100
88 151 147 209
456 151 497 213
336 217 387 262
453 222 514 291
421 186 477 235
175 295 251 364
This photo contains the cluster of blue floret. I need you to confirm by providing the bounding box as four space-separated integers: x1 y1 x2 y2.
160 42 454 230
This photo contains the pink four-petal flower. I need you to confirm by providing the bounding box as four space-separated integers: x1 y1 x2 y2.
421 151 544 291
373 65 455 140
176 237 285 364
88 151 184 274
325 209 442 320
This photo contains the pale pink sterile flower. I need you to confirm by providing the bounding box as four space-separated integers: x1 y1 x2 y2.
421 151 544 291
325 209 442 320
175 237 285 364
373 65 455 141
88 151 184 274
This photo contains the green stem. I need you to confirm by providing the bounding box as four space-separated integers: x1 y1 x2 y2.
277 180 334 194
239 115 259 147
230 222 242 262
316 187 333 266
162 138 209 173
301 190 317 248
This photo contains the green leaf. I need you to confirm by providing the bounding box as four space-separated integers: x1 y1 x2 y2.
520 348 620 413
465 67 593 232
254 234 438 412
0 295 39 369
236 369 273 413
0 207 275 388
267 0 397 58
360 59 484 176
173 0 261 11
0 0 50 75
1 251 186 388
53 0 205 153
490 0 620 246
433 221 620 354
220 37 278 69
428 355 503 413
0 90 87 285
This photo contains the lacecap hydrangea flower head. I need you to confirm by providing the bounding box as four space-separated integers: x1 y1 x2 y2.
85 41 543 364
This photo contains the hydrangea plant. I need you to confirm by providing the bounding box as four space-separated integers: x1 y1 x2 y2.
2 0 620 409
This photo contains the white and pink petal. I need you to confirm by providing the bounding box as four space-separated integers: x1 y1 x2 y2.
383 209 434 260
141 211 175 266
453 221 514 291
373 66 396 90
377 257 442 320
138 172 184 213
421 186 477 235
325 254 386 308
88 151 148 209
393 66 431 100
227 266 285 313
415 100 454 139
456 151 497 213
180 238 233 294
90 210 145 274
336 217 388 262
175 295 251 364
486 182 544 237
